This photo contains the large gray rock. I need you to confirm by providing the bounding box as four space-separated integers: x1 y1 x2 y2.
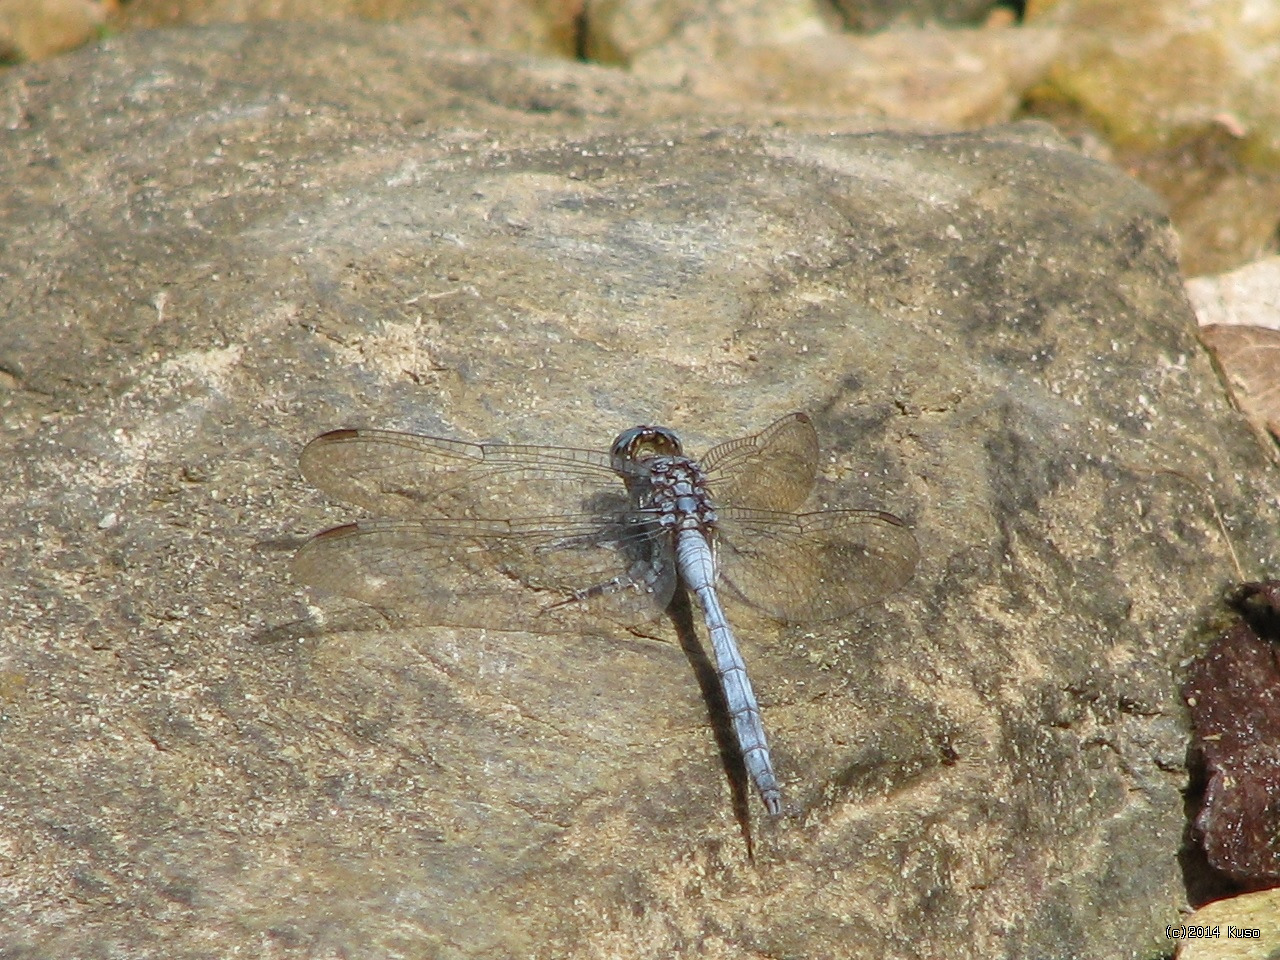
1 19 1272 960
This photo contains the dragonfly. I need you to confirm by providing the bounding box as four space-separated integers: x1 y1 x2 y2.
292 412 919 815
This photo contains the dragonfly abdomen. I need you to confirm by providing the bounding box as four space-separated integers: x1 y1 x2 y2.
677 528 783 816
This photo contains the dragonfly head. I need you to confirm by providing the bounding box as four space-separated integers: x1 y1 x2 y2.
610 424 684 473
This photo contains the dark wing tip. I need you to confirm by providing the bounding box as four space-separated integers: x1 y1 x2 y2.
872 510 909 528
310 428 361 444
308 522 362 541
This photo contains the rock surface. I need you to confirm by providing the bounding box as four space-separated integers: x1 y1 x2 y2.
1188 256 1280 332
2 19 1276 960
1026 0 1280 275
11 0 1280 278
0 0 108 61
114 0 581 58
1174 887 1280 960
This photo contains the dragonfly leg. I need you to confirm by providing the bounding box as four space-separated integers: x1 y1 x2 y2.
542 559 670 611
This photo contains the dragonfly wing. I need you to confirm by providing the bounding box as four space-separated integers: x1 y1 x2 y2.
715 507 919 623
299 429 623 519
700 413 819 513
292 517 677 634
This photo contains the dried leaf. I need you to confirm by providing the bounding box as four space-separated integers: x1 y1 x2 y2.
1199 324 1280 453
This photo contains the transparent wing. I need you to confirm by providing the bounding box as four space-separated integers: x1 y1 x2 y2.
700 413 819 513
293 516 678 634
299 429 623 520
715 507 919 623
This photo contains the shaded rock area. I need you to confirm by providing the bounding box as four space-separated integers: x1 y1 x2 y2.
826 0 1001 31
2 19 1278 960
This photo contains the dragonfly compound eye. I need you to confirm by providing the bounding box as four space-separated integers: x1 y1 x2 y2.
610 425 684 465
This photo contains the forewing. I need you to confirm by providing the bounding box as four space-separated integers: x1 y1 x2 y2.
700 413 819 512
715 508 919 623
292 516 677 634
299 429 623 519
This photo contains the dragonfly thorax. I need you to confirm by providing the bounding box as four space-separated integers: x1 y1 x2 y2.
643 456 718 535
609 425 716 533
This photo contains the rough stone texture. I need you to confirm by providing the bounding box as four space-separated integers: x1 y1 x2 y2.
1028 0 1280 159
633 20 1060 128
1187 256 1280 332
585 0 832 64
1175 887 1280 960
826 0 998 31
1026 0 1280 275
113 0 583 58
587 0 1059 129
2 19 1277 960
12 0 1279 280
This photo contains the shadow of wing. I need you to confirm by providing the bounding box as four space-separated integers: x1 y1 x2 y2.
293 516 677 635
700 413 819 513
715 508 919 623
299 429 622 520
